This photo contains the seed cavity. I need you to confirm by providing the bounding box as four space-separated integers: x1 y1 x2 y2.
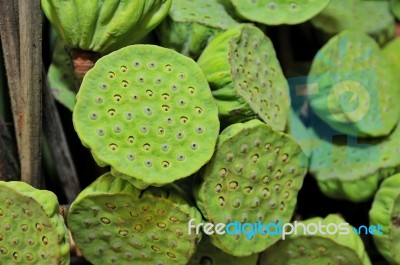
161 144 169 152
218 196 225 206
177 154 185 161
195 107 203 114
251 154 259 163
107 109 116 117
126 153 135 161
176 132 184 139
108 71 115 79
144 107 152 116
133 61 141 68
165 64 173 72
101 217 111 224
180 116 188 123
109 143 118 151
148 62 157 68
162 161 170 168
229 181 238 189
178 73 186 79
99 83 108 90
190 143 198 150
121 80 129 88
195 126 204 134
219 168 227 177
120 65 127 72
145 160 153 167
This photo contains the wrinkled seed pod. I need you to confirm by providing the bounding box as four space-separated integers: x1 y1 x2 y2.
0 181 70 265
309 116 400 202
311 0 395 46
197 24 290 131
157 0 238 59
308 30 400 137
259 214 372 265
369 173 400 265
188 236 259 265
195 119 308 256
67 172 202 265
73 44 219 188
231 0 330 25
41 0 172 55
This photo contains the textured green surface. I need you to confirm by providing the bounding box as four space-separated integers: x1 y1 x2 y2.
73 44 219 188
308 30 400 137
195 119 308 256
370 174 400 265
287 109 313 158
41 0 172 54
48 38 76 111
392 0 400 19
231 0 330 25
158 0 237 59
311 0 395 45
67 172 202 265
309 117 400 202
383 37 400 83
259 214 371 265
197 24 290 131
0 181 70 265
188 236 259 265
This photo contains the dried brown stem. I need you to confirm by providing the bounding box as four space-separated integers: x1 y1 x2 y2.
70 48 100 90
18 0 43 187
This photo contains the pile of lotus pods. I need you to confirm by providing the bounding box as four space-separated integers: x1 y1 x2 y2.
1 0 400 264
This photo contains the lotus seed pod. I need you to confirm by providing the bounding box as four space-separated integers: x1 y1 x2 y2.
197 24 290 131
309 115 400 202
308 30 400 137
157 0 238 59
383 37 400 83
311 0 395 46
41 0 172 55
195 119 308 256
392 0 400 19
230 0 330 25
73 44 219 189
287 109 313 158
0 181 70 264
48 38 76 111
369 173 400 265
188 236 259 265
67 172 202 265
259 214 372 265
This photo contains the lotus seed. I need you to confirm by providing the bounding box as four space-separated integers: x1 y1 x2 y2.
232 199 241 208
145 160 153 167
164 64 172 72
114 94 122 102
109 143 118 151
95 96 103 104
99 83 108 90
155 78 162 84
188 86 195 94
218 196 225 206
114 125 121 133
121 80 129 88
178 99 186 106
226 153 234 162
4 224 11 231
138 77 144 83
107 109 116 117
195 126 204 134
20 224 28 232
251 154 259 163
108 71 115 78
42 236 49 245
167 252 176 258
161 144 169 152
177 154 185 161
100 217 111 224
120 65 127 72
190 143 198 150
195 107 203 114
140 126 148 133
130 94 138 100
171 84 178 91
162 105 170 112
133 61 140 68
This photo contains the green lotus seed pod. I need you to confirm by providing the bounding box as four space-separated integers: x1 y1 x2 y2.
197 24 290 131
309 116 400 202
41 0 172 55
230 0 329 25
157 0 238 59
369 173 400 265
0 181 70 264
287 109 313 158
311 0 395 46
188 236 259 265
308 30 400 137
392 0 400 19
195 119 308 256
48 38 76 111
383 37 400 83
259 214 372 265
73 44 219 189
67 172 202 265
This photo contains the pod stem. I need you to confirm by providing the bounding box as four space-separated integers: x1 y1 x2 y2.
70 48 100 90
